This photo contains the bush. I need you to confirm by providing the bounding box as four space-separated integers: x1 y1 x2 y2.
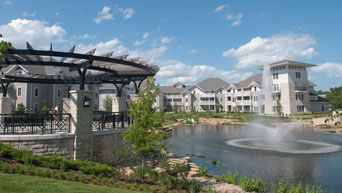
0 142 114 176
199 165 208 177
238 175 266 192
40 105 50 114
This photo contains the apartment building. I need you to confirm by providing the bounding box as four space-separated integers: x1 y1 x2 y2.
154 60 329 115
225 60 330 115
155 78 230 112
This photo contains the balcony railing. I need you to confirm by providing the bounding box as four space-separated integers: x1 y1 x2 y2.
93 111 132 131
295 86 307 92
200 101 216 105
0 113 71 135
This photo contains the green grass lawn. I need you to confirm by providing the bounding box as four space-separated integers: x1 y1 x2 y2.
0 173 141 193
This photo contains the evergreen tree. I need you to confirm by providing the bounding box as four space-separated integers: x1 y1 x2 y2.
102 96 112 112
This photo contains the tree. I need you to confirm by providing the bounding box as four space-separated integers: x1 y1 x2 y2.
0 34 12 63
102 95 112 112
15 103 26 114
119 76 167 182
276 99 283 117
326 86 342 110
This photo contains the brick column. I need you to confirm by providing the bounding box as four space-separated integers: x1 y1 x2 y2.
69 90 94 161
112 96 126 112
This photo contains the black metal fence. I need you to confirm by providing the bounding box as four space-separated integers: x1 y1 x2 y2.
93 111 133 131
0 113 71 135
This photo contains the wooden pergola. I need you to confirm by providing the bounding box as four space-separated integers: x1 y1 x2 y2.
0 42 158 97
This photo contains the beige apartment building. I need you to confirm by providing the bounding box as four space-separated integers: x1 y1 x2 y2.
155 60 330 115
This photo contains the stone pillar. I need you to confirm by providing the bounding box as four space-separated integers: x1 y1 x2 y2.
0 97 13 114
112 96 126 112
69 90 94 161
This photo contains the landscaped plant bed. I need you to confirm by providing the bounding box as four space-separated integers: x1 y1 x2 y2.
0 142 205 192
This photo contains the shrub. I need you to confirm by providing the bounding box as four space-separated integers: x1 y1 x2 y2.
199 165 208 177
43 169 51 178
238 175 266 192
151 185 158 193
40 105 50 114
0 142 114 176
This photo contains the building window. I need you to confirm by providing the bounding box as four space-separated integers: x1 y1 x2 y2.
186 98 188 102
296 94 304 101
34 103 38 112
243 96 250 100
254 96 258 101
296 72 301 78
297 105 305 112
273 84 279 91
17 87 22 97
34 88 39 97
57 88 61 98
254 86 257 91
237 97 242 101
272 106 277 112
272 73 278 79
220 98 223 102
227 97 231 101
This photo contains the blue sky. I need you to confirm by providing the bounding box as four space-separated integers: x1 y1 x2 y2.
0 0 341 90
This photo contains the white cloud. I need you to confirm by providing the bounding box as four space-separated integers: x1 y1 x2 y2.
188 49 199 54
213 4 229 12
79 33 96 39
133 32 149 46
311 62 342 78
156 60 253 85
76 38 127 56
3 0 13 5
223 33 318 68
94 6 113 24
226 13 242 26
142 32 149 39
118 8 135 19
133 40 145 46
55 12 59 16
22 11 36 17
0 19 66 49
129 46 168 61
161 37 172 44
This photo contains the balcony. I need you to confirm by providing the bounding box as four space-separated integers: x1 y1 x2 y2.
242 91 251 96
200 100 215 105
242 100 251 105
295 86 308 92
199 93 216 97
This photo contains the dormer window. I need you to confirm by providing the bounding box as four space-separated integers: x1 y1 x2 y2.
15 67 23 74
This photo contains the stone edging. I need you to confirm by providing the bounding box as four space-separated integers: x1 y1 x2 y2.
0 133 75 141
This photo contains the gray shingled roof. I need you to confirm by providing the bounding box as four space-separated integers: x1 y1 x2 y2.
159 85 191 94
309 93 331 103
2 64 79 77
234 73 262 88
195 78 230 91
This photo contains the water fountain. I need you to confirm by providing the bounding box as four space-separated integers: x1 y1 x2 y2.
225 63 341 154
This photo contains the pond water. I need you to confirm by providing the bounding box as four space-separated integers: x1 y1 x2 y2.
168 124 342 192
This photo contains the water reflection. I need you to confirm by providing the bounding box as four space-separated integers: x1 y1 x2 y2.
168 124 342 192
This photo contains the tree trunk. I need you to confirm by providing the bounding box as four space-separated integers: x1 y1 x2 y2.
141 157 145 183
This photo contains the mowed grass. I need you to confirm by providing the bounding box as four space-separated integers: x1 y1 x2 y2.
0 173 142 193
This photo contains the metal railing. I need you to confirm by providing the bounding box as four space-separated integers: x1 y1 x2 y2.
0 113 71 135
92 111 133 131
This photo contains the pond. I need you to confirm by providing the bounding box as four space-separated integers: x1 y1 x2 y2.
168 124 342 192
